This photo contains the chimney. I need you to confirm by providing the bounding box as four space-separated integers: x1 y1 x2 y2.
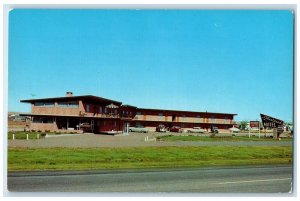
66 92 73 97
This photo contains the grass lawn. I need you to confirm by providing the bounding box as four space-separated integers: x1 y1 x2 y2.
7 132 45 140
7 131 80 140
157 135 293 142
8 146 292 171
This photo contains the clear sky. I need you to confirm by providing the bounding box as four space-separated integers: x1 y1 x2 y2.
8 9 294 122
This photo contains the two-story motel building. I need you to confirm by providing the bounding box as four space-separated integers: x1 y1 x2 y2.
20 92 237 134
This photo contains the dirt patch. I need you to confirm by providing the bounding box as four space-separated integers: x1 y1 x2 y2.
7 132 292 148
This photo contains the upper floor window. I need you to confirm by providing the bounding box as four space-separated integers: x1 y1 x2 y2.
136 112 141 115
58 101 79 108
86 104 90 112
196 115 201 118
34 102 54 107
99 106 103 114
158 113 163 116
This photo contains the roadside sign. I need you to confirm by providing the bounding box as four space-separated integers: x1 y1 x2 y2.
277 126 284 133
260 114 284 129
260 114 284 139
250 121 260 128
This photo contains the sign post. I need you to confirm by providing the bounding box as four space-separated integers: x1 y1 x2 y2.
250 121 260 138
248 121 250 138
259 122 261 139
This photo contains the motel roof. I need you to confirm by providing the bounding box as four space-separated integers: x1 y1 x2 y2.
20 94 237 116
20 95 122 105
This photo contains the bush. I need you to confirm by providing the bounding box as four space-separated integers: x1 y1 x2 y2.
210 133 216 138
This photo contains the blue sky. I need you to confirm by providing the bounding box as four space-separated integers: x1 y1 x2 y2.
8 9 294 122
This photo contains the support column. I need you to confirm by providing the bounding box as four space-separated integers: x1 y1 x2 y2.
67 118 69 130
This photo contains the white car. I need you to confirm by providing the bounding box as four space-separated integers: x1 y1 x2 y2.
229 127 240 133
186 127 205 133
128 126 149 133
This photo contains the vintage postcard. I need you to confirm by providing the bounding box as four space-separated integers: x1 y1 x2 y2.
6 7 294 194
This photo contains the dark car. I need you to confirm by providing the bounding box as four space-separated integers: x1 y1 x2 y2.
80 123 92 132
170 126 183 133
211 126 219 134
156 124 167 132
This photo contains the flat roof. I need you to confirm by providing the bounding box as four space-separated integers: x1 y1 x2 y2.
20 94 237 116
20 95 122 105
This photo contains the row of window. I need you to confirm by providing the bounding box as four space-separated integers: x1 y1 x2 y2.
33 102 230 120
34 102 79 108
85 104 119 114
84 104 133 116
135 112 230 120
33 117 54 123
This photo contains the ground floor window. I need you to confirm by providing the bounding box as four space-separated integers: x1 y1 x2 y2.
33 117 54 123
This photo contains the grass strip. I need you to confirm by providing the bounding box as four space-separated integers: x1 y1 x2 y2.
8 146 292 171
7 133 43 140
157 135 293 141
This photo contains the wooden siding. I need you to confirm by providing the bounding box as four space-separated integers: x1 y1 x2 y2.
32 101 84 116
133 115 233 124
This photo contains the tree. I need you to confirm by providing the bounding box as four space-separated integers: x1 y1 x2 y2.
240 121 248 130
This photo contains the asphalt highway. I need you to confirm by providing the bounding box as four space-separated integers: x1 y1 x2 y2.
7 165 293 194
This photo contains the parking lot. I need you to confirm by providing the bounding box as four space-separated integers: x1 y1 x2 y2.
7 131 292 148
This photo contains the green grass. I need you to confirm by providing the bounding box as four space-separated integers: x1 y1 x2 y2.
157 135 293 142
7 132 45 140
7 131 80 140
8 146 292 171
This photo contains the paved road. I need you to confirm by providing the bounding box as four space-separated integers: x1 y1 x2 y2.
7 165 293 193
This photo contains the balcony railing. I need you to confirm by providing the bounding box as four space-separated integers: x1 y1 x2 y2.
89 113 120 118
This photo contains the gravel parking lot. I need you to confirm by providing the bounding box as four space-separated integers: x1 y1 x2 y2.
8 132 292 148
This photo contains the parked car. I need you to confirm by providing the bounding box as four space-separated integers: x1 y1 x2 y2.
128 125 149 133
156 124 168 132
211 126 219 133
229 127 240 133
80 123 92 132
169 126 183 133
186 127 205 133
